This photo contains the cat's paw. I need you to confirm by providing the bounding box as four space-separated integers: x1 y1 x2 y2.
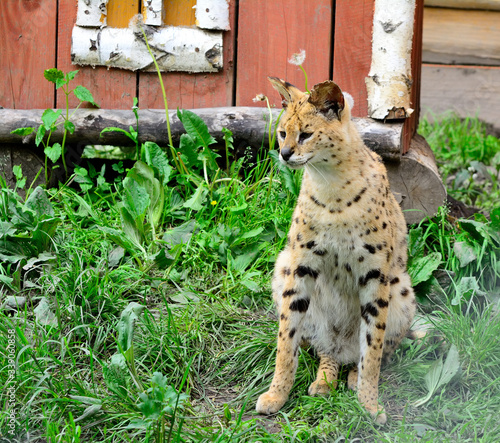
256 391 287 415
308 379 336 396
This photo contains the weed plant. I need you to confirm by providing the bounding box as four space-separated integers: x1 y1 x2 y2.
0 86 499 440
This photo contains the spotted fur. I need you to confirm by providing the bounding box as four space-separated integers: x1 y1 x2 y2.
255 78 416 425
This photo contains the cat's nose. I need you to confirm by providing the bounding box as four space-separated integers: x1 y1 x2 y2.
280 146 293 161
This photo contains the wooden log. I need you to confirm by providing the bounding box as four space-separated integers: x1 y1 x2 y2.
386 134 446 224
423 7 500 66
425 0 500 11
0 108 403 161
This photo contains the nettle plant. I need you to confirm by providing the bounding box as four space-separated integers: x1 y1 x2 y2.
11 69 99 184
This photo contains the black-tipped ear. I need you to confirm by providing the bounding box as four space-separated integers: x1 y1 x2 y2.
268 77 302 108
308 81 345 119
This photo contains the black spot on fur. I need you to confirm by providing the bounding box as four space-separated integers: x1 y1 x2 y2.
345 263 352 272
297 233 302 241
313 249 327 256
382 222 388 229
280 313 287 320
376 244 383 251
361 302 379 320
376 298 389 308
289 328 296 338
358 256 365 262
310 195 326 208
294 266 319 279
359 269 381 286
306 241 316 249
401 288 410 297
353 187 367 203
347 201 352 207
390 277 400 285
364 244 376 254
376 322 386 330
366 333 372 346
283 289 297 297
290 298 310 312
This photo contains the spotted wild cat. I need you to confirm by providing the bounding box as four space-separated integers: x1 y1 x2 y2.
256 78 416 424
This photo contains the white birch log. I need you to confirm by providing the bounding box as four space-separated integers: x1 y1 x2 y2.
76 0 108 27
366 0 416 120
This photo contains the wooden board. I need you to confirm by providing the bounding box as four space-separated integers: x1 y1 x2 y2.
56 0 138 109
236 0 333 107
402 0 424 154
333 0 375 117
138 0 236 109
107 0 140 28
163 0 197 26
420 64 500 130
423 7 500 66
425 0 500 11
0 0 57 109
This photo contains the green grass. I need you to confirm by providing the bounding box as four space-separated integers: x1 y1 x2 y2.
0 112 499 442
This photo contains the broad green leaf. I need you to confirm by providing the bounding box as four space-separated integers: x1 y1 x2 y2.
452 276 487 305
122 177 150 220
73 85 99 107
0 221 16 238
179 133 202 169
44 143 62 164
125 161 164 229
34 297 57 327
453 241 477 268
491 207 500 230
24 187 55 218
162 220 196 247
229 203 248 215
74 404 101 423
177 109 216 149
408 251 442 286
66 70 79 81
414 345 460 407
141 141 172 185
35 125 46 146
103 353 130 398
183 184 208 211
116 302 145 352
11 127 34 136
198 146 220 174
41 109 62 130
241 226 264 239
64 120 76 134
408 227 425 259
44 68 64 85
126 418 148 430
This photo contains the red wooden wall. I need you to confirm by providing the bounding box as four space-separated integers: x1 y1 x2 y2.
0 0 420 142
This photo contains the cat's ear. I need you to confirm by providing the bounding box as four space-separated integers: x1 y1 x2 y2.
308 81 345 120
268 77 302 108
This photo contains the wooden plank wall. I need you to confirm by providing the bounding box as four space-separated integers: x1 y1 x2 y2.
236 0 334 108
0 0 57 109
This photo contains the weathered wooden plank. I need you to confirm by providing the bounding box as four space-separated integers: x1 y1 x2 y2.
333 0 375 117
107 0 140 28
0 108 403 161
138 0 236 108
423 7 500 66
420 64 500 130
425 0 500 11
236 0 333 107
57 0 138 109
402 0 424 154
164 0 197 26
0 0 57 109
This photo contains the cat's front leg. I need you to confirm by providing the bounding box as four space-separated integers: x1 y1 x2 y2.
357 275 391 424
256 265 316 414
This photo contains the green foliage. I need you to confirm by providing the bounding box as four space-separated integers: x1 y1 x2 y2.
11 69 99 184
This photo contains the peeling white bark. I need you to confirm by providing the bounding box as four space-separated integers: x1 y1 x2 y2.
195 0 230 31
366 0 416 120
72 26 223 72
76 0 108 27
143 0 163 26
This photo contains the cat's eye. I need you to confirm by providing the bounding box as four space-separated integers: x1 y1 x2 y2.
299 132 313 144
279 131 286 139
